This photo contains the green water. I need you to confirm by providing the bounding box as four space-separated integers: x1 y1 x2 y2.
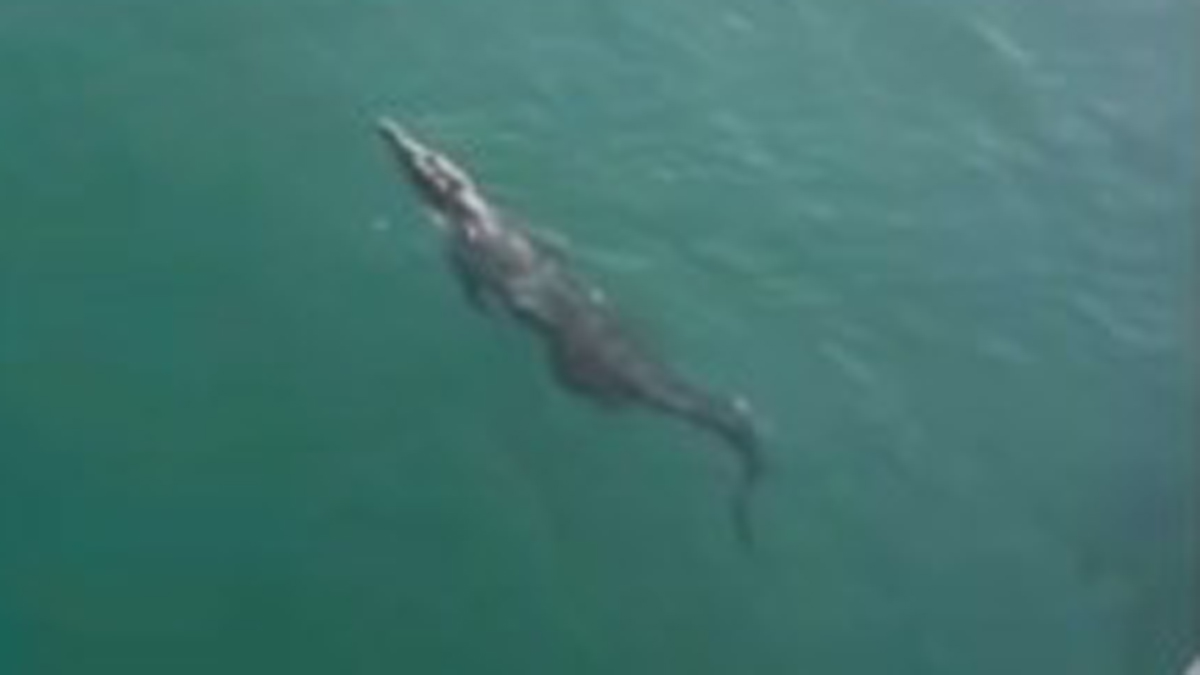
1 0 1195 673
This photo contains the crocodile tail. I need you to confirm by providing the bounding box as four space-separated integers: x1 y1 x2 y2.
648 384 765 550
705 396 764 551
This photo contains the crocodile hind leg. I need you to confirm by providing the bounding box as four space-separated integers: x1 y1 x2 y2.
543 338 632 409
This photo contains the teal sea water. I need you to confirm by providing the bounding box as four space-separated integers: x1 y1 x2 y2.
1 0 1195 673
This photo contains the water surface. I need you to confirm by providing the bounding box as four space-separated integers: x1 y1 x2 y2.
1 0 1195 673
